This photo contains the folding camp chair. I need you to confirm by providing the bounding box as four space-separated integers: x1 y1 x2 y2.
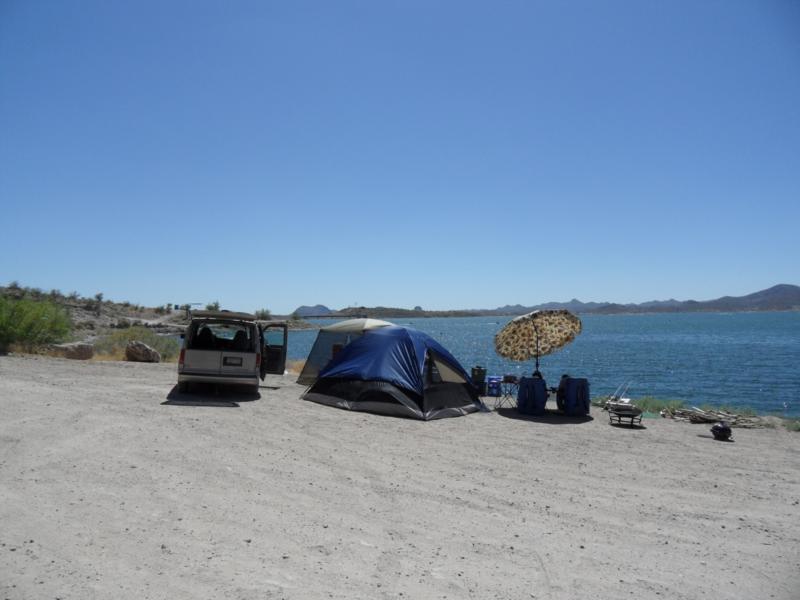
496 375 519 409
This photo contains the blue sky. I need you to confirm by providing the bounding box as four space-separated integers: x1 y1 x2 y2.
1 1 798 314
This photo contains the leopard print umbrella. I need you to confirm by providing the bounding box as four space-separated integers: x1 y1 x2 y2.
494 310 582 368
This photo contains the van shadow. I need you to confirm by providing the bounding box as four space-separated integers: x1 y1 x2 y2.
162 384 261 408
495 407 594 425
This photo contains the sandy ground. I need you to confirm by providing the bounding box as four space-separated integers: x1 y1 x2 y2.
1 355 798 600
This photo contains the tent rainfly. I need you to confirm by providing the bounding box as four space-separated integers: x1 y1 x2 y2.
303 326 482 420
296 318 393 385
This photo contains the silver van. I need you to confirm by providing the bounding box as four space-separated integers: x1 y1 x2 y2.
177 311 287 393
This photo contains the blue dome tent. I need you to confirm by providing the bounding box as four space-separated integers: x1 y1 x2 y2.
303 326 482 420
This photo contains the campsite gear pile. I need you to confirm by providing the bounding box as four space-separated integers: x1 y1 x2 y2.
600 381 643 426
303 325 482 420
606 400 643 426
493 310 589 416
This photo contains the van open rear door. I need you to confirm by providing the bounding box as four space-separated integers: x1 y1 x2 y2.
260 323 288 378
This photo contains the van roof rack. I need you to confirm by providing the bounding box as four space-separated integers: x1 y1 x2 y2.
191 310 257 321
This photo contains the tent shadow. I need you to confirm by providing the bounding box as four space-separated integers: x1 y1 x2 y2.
162 384 261 408
495 407 594 424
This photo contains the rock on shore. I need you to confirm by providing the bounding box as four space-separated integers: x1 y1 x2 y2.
49 342 94 360
124 340 161 362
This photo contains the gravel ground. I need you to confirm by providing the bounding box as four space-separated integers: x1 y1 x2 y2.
1 354 799 600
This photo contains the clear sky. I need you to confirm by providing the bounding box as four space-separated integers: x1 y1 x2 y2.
1 1 798 314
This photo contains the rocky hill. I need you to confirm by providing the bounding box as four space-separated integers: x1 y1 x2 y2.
292 304 333 317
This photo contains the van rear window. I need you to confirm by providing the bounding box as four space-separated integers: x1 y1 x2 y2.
189 322 255 352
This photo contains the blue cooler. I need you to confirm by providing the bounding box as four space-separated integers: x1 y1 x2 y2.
486 376 502 397
560 378 591 416
517 377 548 415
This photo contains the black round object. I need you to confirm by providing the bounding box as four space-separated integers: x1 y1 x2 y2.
711 421 733 441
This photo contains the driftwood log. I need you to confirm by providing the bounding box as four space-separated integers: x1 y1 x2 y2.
660 406 764 428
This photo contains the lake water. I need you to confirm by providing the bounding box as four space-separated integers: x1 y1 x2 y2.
286 312 800 417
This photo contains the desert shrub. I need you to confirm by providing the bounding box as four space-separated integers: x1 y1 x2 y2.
0 297 71 353
784 419 800 432
94 326 179 361
635 397 687 413
206 301 221 311
255 308 271 320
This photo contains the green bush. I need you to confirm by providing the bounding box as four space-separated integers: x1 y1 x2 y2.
94 326 180 361
635 396 687 413
255 308 271 320
0 297 71 353
785 419 800 433
206 301 221 311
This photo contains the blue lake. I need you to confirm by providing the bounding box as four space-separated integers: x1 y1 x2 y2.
286 312 800 417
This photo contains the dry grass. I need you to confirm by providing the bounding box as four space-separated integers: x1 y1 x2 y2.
91 349 127 361
91 349 177 363
94 326 179 361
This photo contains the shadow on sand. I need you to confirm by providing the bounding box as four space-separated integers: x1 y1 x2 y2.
162 384 261 408
696 433 735 442
495 407 594 425
608 420 648 430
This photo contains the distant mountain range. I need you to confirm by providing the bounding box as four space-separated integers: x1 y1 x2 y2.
290 284 800 319
486 284 800 315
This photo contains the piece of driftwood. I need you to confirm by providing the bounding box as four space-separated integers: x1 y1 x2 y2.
660 406 763 428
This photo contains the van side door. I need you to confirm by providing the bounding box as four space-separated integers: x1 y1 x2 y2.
260 323 288 377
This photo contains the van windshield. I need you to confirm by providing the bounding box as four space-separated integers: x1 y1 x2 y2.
189 321 256 352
